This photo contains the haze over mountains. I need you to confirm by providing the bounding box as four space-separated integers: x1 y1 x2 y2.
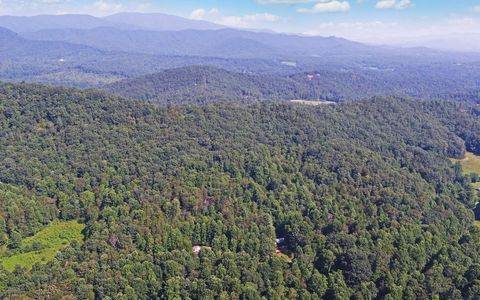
397 33 480 53
1 12 480 101
0 13 224 32
22 27 380 60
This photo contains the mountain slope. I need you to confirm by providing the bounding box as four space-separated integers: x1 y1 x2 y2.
23 27 378 59
0 27 293 87
0 14 121 32
105 65 480 104
0 26 19 41
23 25 480 70
0 26 102 56
104 66 302 104
1 82 480 298
0 13 224 33
0 26 119 86
104 12 225 31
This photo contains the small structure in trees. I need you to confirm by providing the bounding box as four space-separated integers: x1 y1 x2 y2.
274 237 293 263
192 245 202 255
192 245 211 255
274 237 286 255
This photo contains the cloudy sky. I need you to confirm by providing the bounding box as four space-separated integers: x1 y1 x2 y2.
1 0 480 44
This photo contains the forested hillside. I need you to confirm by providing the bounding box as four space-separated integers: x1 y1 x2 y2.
105 66 307 104
0 13 224 33
1 82 480 298
106 66 480 104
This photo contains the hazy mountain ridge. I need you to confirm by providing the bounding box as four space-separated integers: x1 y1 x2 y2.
0 26 298 87
104 12 225 31
0 13 224 33
1 13 480 99
0 26 104 57
22 27 372 59
21 23 480 68
0 14 123 32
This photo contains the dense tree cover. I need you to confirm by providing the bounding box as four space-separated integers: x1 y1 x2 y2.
106 66 480 105
0 82 480 299
105 66 315 104
417 101 480 156
104 66 395 104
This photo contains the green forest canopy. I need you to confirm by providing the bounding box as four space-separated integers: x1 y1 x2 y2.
0 82 480 299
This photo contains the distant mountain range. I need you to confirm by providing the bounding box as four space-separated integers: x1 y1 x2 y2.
397 33 480 53
22 26 374 59
0 26 103 59
0 26 295 86
22 25 480 67
0 13 224 33
0 13 480 101
103 12 225 31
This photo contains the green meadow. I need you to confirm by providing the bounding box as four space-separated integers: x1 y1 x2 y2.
0 220 85 272
451 152 480 175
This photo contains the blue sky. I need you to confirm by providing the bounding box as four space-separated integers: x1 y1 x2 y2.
1 0 480 43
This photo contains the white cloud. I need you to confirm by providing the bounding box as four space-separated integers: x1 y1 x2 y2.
190 8 280 28
303 20 397 39
190 8 220 20
303 16 480 45
37 0 70 3
447 17 477 27
473 5 480 13
89 0 123 15
375 0 413 10
297 1 351 13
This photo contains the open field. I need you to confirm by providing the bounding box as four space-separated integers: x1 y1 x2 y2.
475 221 480 230
0 220 85 271
290 100 336 106
450 152 480 175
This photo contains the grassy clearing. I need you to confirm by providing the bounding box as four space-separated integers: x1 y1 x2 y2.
474 221 480 230
0 220 85 272
450 152 480 175
290 100 336 106
274 252 293 263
